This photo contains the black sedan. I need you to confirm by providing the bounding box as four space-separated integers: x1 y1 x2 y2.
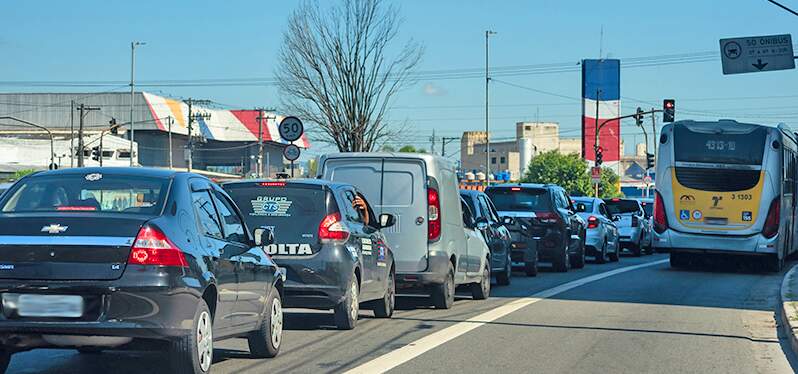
224 179 396 330
0 168 284 374
459 189 514 285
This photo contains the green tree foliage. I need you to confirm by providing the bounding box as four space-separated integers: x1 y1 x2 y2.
522 151 591 195
398 145 426 153
11 169 37 181
521 150 622 198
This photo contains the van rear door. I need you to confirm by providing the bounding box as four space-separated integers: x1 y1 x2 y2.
322 157 429 272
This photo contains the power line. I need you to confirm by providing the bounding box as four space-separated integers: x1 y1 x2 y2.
767 0 798 16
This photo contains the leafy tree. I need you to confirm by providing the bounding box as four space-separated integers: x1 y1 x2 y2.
398 145 426 153
522 151 591 195
599 167 623 198
12 169 37 181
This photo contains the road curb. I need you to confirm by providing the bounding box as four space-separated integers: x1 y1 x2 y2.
779 263 798 358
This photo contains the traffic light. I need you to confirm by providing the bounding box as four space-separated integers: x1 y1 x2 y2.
109 118 118 135
595 146 604 166
91 146 100 162
646 152 655 169
635 107 644 126
663 99 675 122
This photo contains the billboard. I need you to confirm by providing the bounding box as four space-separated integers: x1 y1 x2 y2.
581 59 620 164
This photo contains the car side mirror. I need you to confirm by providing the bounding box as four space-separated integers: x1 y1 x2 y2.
253 226 275 246
475 217 489 231
379 213 396 229
502 216 515 225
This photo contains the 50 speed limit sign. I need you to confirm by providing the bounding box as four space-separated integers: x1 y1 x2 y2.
278 116 304 142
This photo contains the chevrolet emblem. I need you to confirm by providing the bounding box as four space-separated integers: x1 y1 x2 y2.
41 224 68 234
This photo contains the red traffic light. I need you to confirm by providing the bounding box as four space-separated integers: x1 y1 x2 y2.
664 101 674 109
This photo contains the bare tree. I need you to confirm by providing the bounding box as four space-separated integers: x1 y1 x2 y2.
276 0 423 152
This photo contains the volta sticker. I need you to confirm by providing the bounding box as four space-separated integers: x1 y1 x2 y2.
265 243 312 255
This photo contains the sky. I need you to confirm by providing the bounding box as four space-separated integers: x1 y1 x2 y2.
2 0 798 161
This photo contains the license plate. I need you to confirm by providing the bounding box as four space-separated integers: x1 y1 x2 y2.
15 294 83 318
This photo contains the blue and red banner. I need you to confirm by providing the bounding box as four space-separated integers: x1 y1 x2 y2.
582 59 620 163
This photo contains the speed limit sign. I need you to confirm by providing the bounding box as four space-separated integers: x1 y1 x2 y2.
278 116 304 142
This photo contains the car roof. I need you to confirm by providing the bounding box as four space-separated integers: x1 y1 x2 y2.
485 183 553 190
223 178 352 190
572 196 600 202
28 167 182 179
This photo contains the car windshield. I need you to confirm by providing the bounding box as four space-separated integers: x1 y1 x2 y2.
604 199 640 215
0 174 168 215
487 188 551 212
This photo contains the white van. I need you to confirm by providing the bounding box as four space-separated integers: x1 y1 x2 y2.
318 153 491 308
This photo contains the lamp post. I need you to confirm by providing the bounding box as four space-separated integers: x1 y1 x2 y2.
129 41 145 167
0 116 55 169
485 30 497 182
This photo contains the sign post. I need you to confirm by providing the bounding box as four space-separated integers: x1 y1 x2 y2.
278 116 304 178
720 34 795 75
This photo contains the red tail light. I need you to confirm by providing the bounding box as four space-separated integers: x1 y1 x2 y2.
587 216 599 229
653 191 668 234
428 187 441 242
259 181 286 187
319 212 350 243
632 215 639 227
762 197 780 239
535 211 561 225
128 225 187 267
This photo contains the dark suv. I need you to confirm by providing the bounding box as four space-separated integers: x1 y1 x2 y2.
486 184 586 272
460 190 513 285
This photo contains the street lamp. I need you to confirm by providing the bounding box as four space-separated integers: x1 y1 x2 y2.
129 41 146 167
0 116 55 169
485 30 497 182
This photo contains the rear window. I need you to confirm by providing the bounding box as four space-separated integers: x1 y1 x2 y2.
605 199 641 215
224 183 329 245
574 200 594 212
640 201 653 217
486 188 551 212
674 123 767 165
0 174 168 215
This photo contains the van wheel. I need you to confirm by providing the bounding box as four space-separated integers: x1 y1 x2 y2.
248 288 282 358
169 299 213 374
373 270 395 318
432 262 455 309
0 349 11 373
471 262 491 300
496 254 511 286
334 277 359 330
553 243 570 272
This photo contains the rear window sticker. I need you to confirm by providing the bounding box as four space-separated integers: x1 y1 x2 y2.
85 173 102 181
679 210 690 220
265 243 312 255
251 196 292 217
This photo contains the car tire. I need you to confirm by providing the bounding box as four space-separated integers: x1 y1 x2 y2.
372 269 395 318
496 254 511 286
169 299 213 374
432 262 455 309
248 288 283 358
524 249 539 277
0 349 11 373
471 262 491 300
571 241 586 269
334 276 360 330
631 242 642 257
596 240 608 264
553 242 570 273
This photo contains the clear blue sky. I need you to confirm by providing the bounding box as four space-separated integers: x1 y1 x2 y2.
2 0 798 159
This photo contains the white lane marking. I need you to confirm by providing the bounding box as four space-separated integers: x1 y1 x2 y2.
345 259 669 374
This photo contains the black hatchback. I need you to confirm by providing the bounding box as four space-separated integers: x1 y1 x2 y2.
0 168 284 374
224 179 396 330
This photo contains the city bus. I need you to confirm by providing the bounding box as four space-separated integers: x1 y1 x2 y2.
653 120 798 271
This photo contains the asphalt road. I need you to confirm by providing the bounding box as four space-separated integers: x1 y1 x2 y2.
7 254 797 373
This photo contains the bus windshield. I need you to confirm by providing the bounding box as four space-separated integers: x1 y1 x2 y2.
673 124 767 165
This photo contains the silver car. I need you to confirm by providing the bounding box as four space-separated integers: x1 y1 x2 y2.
603 198 648 256
573 197 620 263
636 198 654 253
318 152 492 309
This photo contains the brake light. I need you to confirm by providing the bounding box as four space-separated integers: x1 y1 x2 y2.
632 215 639 227
535 211 560 225
319 212 350 242
511 187 522 191
56 206 97 211
587 216 599 229
763 197 780 239
128 225 187 267
428 187 441 241
260 181 286 187
653 191 668 234
611 198 621 202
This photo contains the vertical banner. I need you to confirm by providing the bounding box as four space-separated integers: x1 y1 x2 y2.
581 59 621 164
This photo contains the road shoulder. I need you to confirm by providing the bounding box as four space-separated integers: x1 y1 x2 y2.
779 263 798 357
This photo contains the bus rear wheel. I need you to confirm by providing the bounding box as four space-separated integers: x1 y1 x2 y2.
765 253 784 273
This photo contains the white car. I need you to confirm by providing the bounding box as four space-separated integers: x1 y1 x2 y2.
573 197 621 263
603 198 650 256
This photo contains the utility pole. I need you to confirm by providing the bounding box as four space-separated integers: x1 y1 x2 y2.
593 89 601 198
430 129 436 155
256 108 265 178
441 137 458 157
185 98 212 172
651 107 658 162
167 116 174 169
70 100 75 168
76 104 100 167
485 30 497 182
130 41 145 167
